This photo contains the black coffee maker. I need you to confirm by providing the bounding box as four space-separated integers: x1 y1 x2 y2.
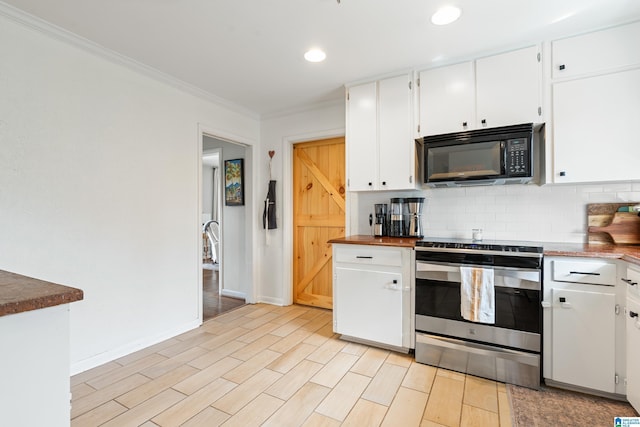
374 204 387 237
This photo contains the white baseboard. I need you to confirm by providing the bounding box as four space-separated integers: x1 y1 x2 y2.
220 289 246 300
257 295 285 306
70 319 201 375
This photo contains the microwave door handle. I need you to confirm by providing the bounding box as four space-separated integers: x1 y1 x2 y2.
501 140 507 176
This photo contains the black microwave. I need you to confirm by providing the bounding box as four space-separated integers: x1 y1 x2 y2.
417 123 544 187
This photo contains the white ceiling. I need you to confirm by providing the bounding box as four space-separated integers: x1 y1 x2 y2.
3 0 640 117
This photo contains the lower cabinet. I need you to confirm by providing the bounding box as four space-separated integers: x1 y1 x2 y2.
550 287 616 392
624 263 640 411
543 257 623 395
332 244 414 350
626 294 640 410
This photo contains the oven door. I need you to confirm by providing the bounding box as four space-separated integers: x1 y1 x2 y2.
415 262 541 334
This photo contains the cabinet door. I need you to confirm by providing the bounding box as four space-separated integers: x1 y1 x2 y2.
418 62 475 136
475 46 541 128
552 21 640 79
626 296 640 412
553 68 640 183
378 74 415 190
346 81 378 191
551 287 615 392
334 266 404 347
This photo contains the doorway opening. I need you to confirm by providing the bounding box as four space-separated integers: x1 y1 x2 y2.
201 136 248 321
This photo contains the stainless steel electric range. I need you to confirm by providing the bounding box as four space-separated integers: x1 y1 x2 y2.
414 238 543 389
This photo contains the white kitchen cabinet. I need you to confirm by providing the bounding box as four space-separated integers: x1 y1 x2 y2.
550 287 616 392
627 293 640 411
543 257 623 395
332 244 414 350
418 45 541 136
418 61 475 136
625 264 640 412
346 81 378 191
551 21 640 79
551 68 640 183
475 45 542 129
346 73 416 191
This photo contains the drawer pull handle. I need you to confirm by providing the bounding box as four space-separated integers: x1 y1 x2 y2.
631 311 639 319
569 271 600 276
622 278 638 286
356 256 373 259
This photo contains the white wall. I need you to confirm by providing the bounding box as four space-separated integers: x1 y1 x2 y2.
0 13 259 373
203 137 250 299
258 103 345 305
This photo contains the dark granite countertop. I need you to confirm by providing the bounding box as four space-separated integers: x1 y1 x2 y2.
328 236 640 265
0 270 84 317
542 242 640 266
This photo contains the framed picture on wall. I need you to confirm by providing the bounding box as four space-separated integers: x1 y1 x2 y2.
224 158 244 206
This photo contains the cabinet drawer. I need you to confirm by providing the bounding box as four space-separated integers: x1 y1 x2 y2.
551 259 617 285
334 245 403 267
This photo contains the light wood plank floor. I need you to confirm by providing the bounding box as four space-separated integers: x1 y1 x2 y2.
71 304 513 427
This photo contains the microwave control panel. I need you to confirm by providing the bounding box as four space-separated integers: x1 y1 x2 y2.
505 138 530 176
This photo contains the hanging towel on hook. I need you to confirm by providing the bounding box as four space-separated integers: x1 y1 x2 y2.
263 180 277 229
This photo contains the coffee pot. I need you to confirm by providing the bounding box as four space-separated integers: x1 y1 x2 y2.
389 198 405 237
405 197 425 238
373 204 387 237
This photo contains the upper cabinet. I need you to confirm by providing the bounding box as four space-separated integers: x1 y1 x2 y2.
418 45 542 137
550 21 640 184
475 46 542 130
418 62 475 136
551 22 640 79
346 73 416 192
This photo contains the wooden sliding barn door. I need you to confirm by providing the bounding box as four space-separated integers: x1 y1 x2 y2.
293 137 345 309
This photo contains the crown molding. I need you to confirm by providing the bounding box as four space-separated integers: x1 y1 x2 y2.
261 97 344 121
0 1 260 120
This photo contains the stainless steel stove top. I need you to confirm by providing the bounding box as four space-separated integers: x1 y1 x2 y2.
415 238 543 255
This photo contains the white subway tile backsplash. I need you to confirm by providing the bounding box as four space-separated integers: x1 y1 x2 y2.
602 183 633 192
616 192 640 202
351 181 638 243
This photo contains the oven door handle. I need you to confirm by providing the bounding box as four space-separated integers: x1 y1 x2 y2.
416 262 540 282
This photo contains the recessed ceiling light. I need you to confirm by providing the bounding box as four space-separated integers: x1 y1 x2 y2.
431 6 462 26
304 49 326 63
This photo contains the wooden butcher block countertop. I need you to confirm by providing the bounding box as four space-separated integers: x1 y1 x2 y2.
328 235 421 248
0 270 84 317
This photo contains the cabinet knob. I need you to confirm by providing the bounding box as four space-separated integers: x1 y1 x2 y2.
368 182 372 186
559 64 566 70
559 297 566 303
481 119 487 126
462 122 468 128
392 279 398 284
559 171 566 177
382 181 387 186
631 311 639 319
